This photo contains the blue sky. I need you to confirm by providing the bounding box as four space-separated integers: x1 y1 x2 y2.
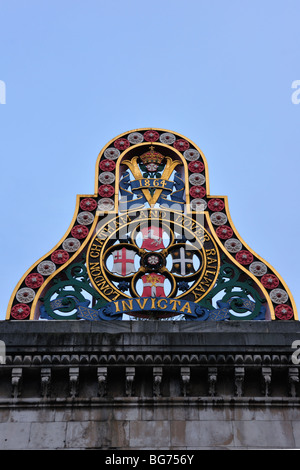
0 0 299 320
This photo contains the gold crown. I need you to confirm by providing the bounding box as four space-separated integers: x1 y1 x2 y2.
140 146 164 165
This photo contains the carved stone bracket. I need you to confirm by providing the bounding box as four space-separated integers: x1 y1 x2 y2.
153 366 163 397
289 367 299 397
11 368 22 398
125 367 135 397
69 367 79 398
234 366 244 397
41 367 51 399
97 367 107 397
261 366 272 397
180 367 190 397
208 367 218 397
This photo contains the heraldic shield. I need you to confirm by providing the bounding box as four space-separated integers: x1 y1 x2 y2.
7 128 297 322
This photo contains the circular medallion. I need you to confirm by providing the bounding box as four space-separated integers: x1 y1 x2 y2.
62 237 81 252
128 132 144 144
143 252 164 270
98 184 115 197
184 149 200 161
71 225 89 239
144 130 160 142
25 272 44 289
190 186 206 198
99 160 116 172
104 147 120 160
11 303 31 319
224 238 242 253
216 225 233 239
208 198 225 212
37 260 56 276
114 138 130 150
275 304 294 320
98 198 115 211
159 133 176 144
99 171 115 184
210 212 228 226
270 288 289 304
261 273 279 289
173 139 190 151
16 287 35 303
51 250 70 265
188 161 205 173
80 198 98 211
189 173 205 185
190 198 207 211
87 209 220 310
77 211 95 225
235 250 253 265
249 261 268 276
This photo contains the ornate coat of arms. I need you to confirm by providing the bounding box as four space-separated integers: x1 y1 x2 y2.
7 128 297 322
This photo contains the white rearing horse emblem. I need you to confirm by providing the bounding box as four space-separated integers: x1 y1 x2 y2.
147 229 163 247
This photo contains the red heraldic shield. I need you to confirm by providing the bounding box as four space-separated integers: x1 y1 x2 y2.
111 248 136 276
141 273 166 297
141 226 164 251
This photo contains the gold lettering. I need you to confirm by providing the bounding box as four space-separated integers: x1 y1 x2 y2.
205 249 216 256
169 299 181 311
180 302 192 314
157 299 168 310
122 299 133 311
114 301 120 312
136 298 148 310
151 298 156 309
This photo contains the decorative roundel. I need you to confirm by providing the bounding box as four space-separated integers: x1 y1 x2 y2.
128 132 144 144
249 261 268 276
173 139 190 151
51 250 70 265
16 287 35 303
71 225 89 239
190 186 206 198
77 211 95 225
144 130 160 142
114 138 130 150
37 260 56 276
11 303 31 320
270 288 289 304
99 171 115 184
159 133 176 144
224 238 242 253
80 198 98 211
98 198 114 211
216 225 234 240
104 147 120 160
99 160 116 172
25 272 44 289
275 304 294 320
62 237 81 252
98 184 114 197
261 274 279 289
235 250 254 265
210 212 228 226
184 149 200 161
188 161 205 173
190 198 207 211
189 173 205 185
208 198 225 212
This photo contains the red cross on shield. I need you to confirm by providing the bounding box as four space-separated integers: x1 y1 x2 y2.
140 226 165 251
111 248 136 276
